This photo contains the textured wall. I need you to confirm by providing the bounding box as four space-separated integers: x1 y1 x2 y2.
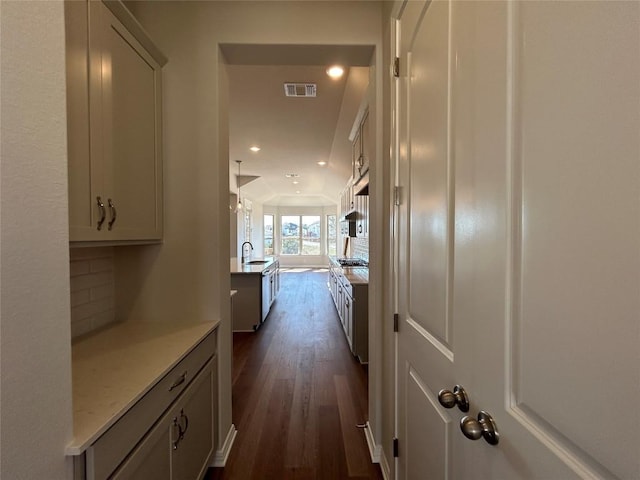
0 1 73 478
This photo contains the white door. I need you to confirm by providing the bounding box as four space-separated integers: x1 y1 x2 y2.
395 1 639 479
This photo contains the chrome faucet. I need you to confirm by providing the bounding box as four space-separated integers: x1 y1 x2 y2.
241 241 254 264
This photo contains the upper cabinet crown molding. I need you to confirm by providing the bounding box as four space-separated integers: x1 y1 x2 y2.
66 0 166 244
102 1 167 67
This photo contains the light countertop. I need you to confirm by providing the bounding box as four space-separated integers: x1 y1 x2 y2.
66 320 218 455
341 267 369 285
230 256 277 274
328 257 369 285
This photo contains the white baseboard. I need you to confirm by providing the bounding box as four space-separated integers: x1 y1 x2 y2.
364 422 391 480
364 421 382 462
212 424 237 467
379 450 392 480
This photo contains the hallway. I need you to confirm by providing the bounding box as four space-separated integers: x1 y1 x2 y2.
208 269 382 479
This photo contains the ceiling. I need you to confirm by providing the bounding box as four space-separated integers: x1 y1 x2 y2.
224 45 371 207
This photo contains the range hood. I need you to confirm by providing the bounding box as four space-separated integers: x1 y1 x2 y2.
343 210 357 221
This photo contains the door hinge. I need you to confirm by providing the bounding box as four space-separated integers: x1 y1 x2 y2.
393 57 400 78
393 313 399 332
394 186 402 206
393 437 399 457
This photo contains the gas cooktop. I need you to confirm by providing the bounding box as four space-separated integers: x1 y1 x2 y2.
337 258 368 267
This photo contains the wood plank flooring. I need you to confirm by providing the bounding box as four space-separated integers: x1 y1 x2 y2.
206 268 382 480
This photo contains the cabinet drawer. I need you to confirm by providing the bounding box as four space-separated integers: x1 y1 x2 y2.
87 330 216 480
111 359 214 480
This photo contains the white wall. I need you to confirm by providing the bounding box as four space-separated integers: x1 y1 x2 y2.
0 2 73 478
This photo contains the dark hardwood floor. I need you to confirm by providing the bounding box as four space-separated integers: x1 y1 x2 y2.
206 268 383 480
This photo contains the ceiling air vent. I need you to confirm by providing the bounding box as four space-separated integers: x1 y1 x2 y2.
284 83 317 97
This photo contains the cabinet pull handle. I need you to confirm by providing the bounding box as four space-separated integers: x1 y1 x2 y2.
172 417 181 450
179 409 189 436
169 371 187 391
96 196 106 231
107 198 117 230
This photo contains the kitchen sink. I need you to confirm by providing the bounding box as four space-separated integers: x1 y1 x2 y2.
247 260 269 265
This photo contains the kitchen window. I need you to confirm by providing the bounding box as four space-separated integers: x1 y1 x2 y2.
281 215 321 255
326 214 337 256
264 214 274 255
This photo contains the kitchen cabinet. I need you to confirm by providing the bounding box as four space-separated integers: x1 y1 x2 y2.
340 184 357 238
65 1 166 243
355 194 368 239
340 183 354 219
69 323 218 480
112 358 215 480
328 259 368 363
352 109 370 181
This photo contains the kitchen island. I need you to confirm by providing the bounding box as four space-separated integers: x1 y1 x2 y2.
230 257 280 331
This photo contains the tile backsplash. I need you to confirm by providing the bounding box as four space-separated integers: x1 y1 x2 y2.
70 247 116 339
351 236 369 262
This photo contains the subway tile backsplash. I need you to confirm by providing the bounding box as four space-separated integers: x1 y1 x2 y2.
69 247 116 339
351 236 369 262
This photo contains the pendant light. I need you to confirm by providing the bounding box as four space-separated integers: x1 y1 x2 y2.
235 160 243 211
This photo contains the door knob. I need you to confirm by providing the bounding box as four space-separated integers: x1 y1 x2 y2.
438 385 470 412
460 411 499 445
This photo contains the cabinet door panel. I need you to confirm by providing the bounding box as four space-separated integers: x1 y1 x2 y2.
111 418 171 480
100 4 163 240
68 1 163 242
360 110 370 177
172 360 215 480
66 0 105 241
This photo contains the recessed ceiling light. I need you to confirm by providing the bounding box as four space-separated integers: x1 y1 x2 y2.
296 190 301 194
326 65 344 79
292 180 299 185
249 146 261 152
317 161 327 166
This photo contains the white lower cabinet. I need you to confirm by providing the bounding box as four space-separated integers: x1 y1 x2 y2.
78 330 217 480
171 357 215 480
328 260 368 363
111 358 215 480
110 414 171 480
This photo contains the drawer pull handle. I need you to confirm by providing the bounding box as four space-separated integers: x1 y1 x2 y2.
169 371 187 391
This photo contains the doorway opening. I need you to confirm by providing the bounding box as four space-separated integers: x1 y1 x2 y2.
223 43 381 476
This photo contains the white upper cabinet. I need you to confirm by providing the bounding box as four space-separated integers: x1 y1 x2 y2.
66 1 166 243
352 109 370 181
